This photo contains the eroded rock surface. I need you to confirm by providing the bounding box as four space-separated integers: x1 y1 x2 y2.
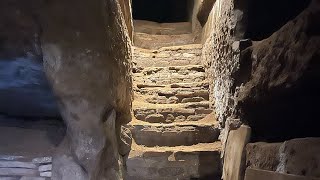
246 138 320 178
237 0 320 141
40 0 132 179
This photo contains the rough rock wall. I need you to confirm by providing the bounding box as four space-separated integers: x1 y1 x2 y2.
0 0 60 118
246 138 320 178
119 0 133 41
40 0 132 179
202 0 245 130
237 0 320 141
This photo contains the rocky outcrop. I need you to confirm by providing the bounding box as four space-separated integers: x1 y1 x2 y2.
40 0 132 179
236 0 320 141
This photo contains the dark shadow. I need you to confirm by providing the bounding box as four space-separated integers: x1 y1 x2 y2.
245 0 311 40
132 0 194 23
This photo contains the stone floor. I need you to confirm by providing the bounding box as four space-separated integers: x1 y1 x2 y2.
126 20 222 180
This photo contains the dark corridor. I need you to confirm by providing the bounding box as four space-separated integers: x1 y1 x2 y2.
132 0 193 23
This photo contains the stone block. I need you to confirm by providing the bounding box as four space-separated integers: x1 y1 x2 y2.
38 164 52 172
244 168 320 180
277 138 320 177
145 114 165 123
0 161 36 169
0 168 38 176
223 125 251 180
246 142 281 171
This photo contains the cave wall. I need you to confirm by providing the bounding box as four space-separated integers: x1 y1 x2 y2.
201 0 245 134
202 0 320 179
0 0 60 118
119 0 134 41
237 0 320 142
40 0 132 179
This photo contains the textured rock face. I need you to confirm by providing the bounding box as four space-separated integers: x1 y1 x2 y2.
237 0 320 141
202 0 242 126
246 138 320 178
119 0 133 40
40 0 132 179
246 142 281 171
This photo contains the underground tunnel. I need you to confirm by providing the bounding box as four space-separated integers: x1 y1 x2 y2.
0 0 319 179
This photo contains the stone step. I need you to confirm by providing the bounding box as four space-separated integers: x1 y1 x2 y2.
126 142 222 180
136 81 209 90
132 44 202 68
133 65 205 74
136 87 209 104
134 20 192 35
133 102 213 123
136 86 209 97
133 66 206 85
127 123 220 147
134 32 196 49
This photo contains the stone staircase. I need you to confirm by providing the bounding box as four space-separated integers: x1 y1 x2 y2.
125 20 222 180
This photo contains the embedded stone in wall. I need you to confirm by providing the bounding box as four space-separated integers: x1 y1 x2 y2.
246 138 320 178
223 125 251 180
244 168 320 180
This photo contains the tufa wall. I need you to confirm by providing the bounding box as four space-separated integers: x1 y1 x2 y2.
40 0 132 179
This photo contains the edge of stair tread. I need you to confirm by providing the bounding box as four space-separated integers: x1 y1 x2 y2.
129 141 222 156
133 101 211 108
133 44 202 51
135 81 209 89
138 65 204 69
127 117 219 127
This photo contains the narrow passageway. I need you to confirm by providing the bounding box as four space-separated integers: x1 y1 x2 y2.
125 5 222 178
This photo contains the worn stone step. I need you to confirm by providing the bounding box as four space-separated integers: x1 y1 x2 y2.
145 95 208 104
136 88 209 104
136 81 209 90
133 65 205 74
134 32 196 49
126 142 222 180
136 86 209 97
133 102 213 123
127 123 220 147
132 44 202 68
134 20 192 35
133 66 206 85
